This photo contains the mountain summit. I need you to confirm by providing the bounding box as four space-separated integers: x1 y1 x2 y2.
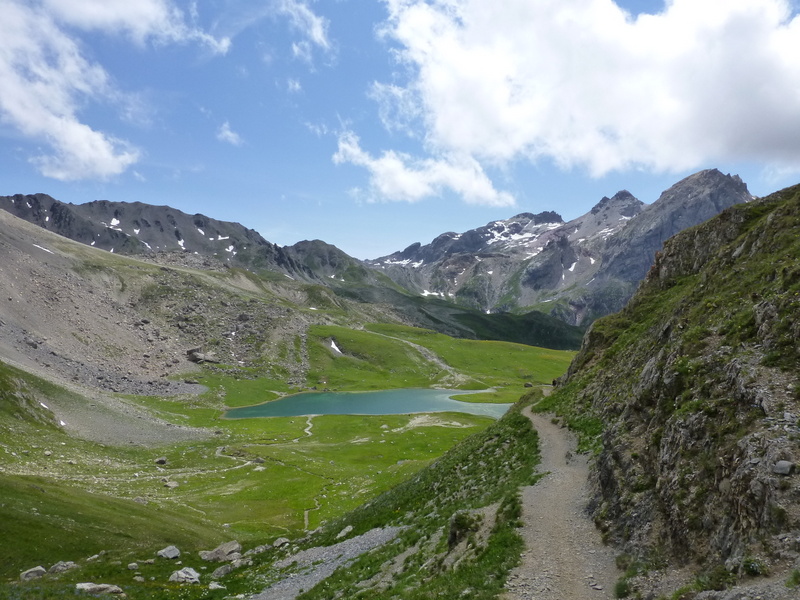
369 169 752 325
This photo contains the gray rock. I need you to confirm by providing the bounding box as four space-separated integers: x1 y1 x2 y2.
211 564 233 579
273 537 290 548
75 582 125 595
773 460 794 475
164 481 179 489
127 563 138 570
20 566 46 581
154 457 167 465
199 540 241 562
336 525 353 539
209 581 226 590
169 567 200 584
49 561 79 573
157 545 181 559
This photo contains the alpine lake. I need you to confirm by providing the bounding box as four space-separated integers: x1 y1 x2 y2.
224 388 511 419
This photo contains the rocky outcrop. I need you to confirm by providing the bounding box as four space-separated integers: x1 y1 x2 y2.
550 185 800 575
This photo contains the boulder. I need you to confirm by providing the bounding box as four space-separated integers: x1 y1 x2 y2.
273 537 290 548
336 525 353 539
49 561 79 574
75 582 125 595
169 567 200 584
156 545 181 559
199 540 241 562
20 566 46 581
773 460 795 476
154 457 167 465
211 564 233 579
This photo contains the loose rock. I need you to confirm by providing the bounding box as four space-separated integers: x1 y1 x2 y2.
20 566 46 581
49 561 79 574
199 540 241 562
157 545 181 559
169 567 200 584
76 582 125 595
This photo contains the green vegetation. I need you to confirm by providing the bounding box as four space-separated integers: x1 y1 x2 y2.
291 393 541 600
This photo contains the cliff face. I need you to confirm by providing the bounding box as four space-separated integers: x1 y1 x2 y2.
547 186 800 571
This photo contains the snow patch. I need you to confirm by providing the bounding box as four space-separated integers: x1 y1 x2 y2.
487 270 493 275
330 340 342 354
590 257 596 265
284 274 295 280
91 241 96 246
26 201 32 208
39 402 49 409
110 218 120 227
32 244 54 254
45 216 49 222
225 245 235 253
197 228 205 236
421 290 444 297
217 235 229 241
568 262 577 272
177 239 185 249
133 228 140 235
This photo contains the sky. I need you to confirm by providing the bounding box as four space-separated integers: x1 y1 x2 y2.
2 0 800 259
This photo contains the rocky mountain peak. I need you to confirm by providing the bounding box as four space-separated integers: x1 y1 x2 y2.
590 190 643 217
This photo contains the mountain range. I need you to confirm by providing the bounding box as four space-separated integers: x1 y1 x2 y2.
369 169 752 324
0 169 752 332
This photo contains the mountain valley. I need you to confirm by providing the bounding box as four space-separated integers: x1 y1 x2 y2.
0 171 798 599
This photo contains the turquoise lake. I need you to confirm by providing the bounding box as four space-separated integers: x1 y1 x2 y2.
224 388 511 419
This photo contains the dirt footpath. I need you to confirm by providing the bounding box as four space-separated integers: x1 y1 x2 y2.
503 406 619 600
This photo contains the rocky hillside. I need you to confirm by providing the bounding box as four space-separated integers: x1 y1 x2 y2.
0 194 583 349
540 184 800 594
370 169 753 325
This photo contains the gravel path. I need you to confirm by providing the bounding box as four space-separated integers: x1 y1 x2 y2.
503 406 619 600
250 526 404 600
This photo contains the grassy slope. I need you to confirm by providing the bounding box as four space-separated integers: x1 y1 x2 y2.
0 319 572 589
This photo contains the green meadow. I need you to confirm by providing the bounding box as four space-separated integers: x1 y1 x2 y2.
0 323 574 594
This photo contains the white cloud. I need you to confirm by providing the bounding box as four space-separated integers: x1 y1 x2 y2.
287 78 303 93
217 121 244 146
0 1 139 180
0 0 227 181
277 0 331 51
333 131 514 206
42 0 230 52
347 0 800 194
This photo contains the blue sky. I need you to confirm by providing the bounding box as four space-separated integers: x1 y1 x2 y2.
2 0 800 259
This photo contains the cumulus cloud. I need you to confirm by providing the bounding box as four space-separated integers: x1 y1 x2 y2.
217 121 244 146
0 0 227 181
333 131 514 206
337 0 800 202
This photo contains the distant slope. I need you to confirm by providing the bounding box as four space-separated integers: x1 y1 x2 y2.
537 184 800 586
370 169 752 325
